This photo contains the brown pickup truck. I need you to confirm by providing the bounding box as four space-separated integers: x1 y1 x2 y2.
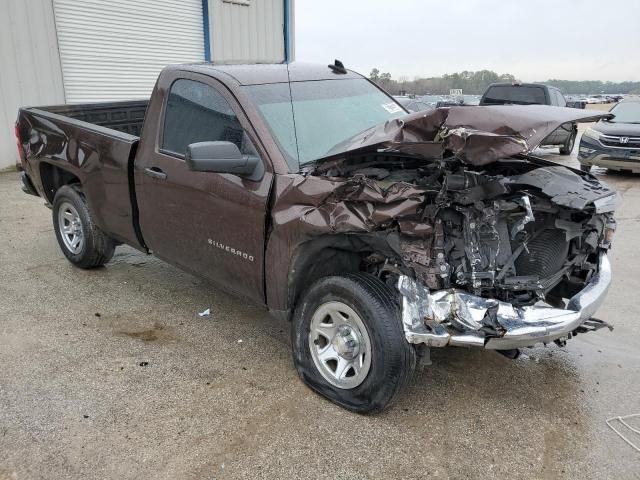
16 62 619 413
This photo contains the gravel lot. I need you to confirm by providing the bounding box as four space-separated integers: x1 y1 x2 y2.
1 121 639 479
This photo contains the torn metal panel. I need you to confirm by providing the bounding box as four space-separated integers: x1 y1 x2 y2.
397 275 450 347
271 173 431 233
504 166 619 210
316 105 612 167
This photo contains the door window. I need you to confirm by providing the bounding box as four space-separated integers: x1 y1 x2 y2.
161 79 247 156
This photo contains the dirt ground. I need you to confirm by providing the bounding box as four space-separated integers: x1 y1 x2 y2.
1 123 639 479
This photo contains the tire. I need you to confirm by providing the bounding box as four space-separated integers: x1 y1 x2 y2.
580 164 591 173
52 185 115 268
559 130 577 155
291 273 416 413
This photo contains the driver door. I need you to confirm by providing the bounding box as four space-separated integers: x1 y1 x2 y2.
135 73 272 303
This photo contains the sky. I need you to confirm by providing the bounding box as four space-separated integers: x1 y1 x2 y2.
294 0 640 82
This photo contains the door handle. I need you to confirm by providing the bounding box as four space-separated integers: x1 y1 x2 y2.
144 167 167 180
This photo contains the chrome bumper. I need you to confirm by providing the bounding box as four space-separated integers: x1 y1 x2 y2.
397 253 611 350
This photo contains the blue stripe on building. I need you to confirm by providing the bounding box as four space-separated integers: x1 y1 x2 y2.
201 0 291 63
202 0 211 61
283 0 291 62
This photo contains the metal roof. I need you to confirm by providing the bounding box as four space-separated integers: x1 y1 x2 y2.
187 61 364 85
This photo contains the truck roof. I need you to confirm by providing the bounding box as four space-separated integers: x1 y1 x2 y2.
485 82 558 91
179 62 364 86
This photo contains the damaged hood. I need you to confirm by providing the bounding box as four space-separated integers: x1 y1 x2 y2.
321 105 612 166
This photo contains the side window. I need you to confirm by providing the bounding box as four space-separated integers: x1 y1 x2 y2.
556 91 566 107
162 79 250 156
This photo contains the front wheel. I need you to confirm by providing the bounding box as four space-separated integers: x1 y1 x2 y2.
559 130 577 155
291 273 416 413
52 185 115 268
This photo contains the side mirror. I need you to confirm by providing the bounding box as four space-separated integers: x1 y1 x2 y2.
185 141 258 176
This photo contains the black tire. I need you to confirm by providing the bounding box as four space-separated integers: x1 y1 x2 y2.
580 164 591 173
559 130 577 155
52 185 115 268
291 273 416 413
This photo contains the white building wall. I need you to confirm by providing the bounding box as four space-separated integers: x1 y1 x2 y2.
0 0 292 170
209 0 286 63
53 0 205 103
0 0 65 169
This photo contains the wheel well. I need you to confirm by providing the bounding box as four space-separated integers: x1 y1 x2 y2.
286 233 400 318
40 163 81 203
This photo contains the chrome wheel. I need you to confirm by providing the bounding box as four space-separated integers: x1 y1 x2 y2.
57 201 84 254
309 301 372 389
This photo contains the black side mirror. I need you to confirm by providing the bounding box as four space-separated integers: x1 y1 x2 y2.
185 141 258 176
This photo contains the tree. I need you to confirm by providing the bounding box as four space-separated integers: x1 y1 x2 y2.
367 68 639 96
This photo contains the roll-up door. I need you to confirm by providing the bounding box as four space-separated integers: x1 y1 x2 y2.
53 0 205 103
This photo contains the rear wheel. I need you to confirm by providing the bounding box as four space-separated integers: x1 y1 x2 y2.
52 185 115 268
559 130 577 155
291 273 416 413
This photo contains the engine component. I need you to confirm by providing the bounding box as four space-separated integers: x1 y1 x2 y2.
514 229 569 277
306 152 615 308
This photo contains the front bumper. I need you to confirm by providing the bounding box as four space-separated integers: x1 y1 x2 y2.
398 253 612 350
578 136 640 172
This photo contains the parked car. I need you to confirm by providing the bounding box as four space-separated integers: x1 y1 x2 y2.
565 95 587 109
436 96 464 107
436 95 479 108
420 94 444 107
480 83 578 155
586 95 605 104
579 98 640 173
462 94 481 105
393 95 434 113
16 63 618 413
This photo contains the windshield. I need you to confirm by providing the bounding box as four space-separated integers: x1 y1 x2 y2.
394 96 412 106
610 102 640 123
244 79 406 170
482 85 546 105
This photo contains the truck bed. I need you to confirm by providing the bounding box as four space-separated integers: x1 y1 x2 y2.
18 100 148 249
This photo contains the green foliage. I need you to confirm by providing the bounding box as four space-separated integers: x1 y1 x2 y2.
368 68 640 95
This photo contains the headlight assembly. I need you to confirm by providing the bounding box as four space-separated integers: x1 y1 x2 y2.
582 128 602 141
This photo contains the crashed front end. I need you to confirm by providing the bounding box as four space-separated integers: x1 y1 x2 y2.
278 105 618 351
390 163 618 351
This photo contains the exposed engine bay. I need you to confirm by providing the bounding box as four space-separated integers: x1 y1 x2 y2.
304 151 617 342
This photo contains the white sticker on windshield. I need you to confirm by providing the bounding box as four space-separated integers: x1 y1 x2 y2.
381 102 403 114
